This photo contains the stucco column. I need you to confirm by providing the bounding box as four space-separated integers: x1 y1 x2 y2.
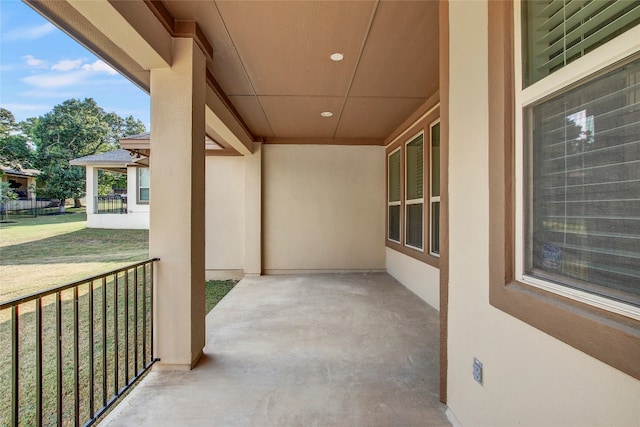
150 38 206 369
244 141 262 275
85 166 98 214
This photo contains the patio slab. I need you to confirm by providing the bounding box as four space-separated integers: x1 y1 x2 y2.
100 273 450 427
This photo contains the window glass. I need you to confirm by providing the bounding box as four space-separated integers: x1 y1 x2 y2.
522 1 640 86
406 134 424 249
430 121 441 255
525 57 640 307
138 168 150 202
388 150 401 242
406 135 424 200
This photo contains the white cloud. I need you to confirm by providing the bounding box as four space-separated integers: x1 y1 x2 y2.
4 23 56 41
22 55 47 68
82 60 117 75
22 71 85 89
51 59 83 72
1 103 51 112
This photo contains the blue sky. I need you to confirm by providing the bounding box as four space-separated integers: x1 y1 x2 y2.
0 0 150 129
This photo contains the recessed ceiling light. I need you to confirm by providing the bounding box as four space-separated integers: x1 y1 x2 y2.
320 111 334 118
330 53 344 62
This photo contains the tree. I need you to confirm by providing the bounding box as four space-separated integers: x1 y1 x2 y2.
0 181 18 220
0 108 33 168
22 98 146 210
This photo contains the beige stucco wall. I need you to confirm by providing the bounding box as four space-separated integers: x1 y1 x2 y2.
205 155 245 277
445 2 640 426
386 248 439 310
263 144 385 273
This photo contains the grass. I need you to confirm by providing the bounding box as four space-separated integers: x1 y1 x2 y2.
0 211 237 426
0 210 149 301
205 280 237 314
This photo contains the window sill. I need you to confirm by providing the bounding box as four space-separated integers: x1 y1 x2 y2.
386 240 440 269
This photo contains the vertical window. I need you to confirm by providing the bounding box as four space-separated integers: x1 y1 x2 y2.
388 149 401 243
525 57 640 308
138 167 150 203
405 134 424 250
517 1 640 315
430 121 441 256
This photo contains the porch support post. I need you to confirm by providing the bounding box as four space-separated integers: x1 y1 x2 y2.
86 166 98 215
150 37 206 369
244 142 262 275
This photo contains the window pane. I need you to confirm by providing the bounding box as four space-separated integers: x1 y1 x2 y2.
406 203 423 249
388 150 400 202
522 1 640 86
406 135 424 200
431 201 440 255
139 168 150 187
526 57 640 306
389 151 401 202
139 188 150 202
431 123 440 197
389 205 401 242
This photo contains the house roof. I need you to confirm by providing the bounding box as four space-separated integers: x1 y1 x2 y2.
1 165 40 177
25 1 439 148
69 149 144 166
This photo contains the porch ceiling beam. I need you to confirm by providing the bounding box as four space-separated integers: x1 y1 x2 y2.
146 0 258 153
205 106 253 156
66 0 172 70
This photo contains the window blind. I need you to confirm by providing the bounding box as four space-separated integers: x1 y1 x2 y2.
526 57 640 307
406 135 424 200
388 150 401 242
523 0 640 86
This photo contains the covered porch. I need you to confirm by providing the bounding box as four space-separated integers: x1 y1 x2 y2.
102 273 448 426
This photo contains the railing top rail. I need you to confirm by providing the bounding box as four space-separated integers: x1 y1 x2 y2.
0 258 160 310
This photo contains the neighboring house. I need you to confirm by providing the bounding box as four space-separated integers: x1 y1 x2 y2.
22 2 640 426
69 149 149 229
1 165 38 200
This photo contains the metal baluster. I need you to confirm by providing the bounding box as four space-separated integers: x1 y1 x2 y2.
56 292 62 426
36 299 43 427
114 273 119 394
101 276 107 407
124 268 129 385
73 287 80 427
134 266 139 375
142 263 147 367
11 305 19 427
88 281 95 419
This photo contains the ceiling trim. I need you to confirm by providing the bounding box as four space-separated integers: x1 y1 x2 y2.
144 0 258 147
264 138 385 146
385 91 440 146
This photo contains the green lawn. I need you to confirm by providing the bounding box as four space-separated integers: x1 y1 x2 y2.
0 211 236 426
0 210 149 301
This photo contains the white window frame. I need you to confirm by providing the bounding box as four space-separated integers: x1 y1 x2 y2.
404 131 424 252
387 147 402 244
137 167 150 204
429 119 440 257
514 2 640 321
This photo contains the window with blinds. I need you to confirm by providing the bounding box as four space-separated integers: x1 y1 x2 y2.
522 0 640 87
388 149 401 243
430 122 441 256
525 56 640 307
406 134 424 250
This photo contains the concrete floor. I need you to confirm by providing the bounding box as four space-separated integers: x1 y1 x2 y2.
101 273 450 427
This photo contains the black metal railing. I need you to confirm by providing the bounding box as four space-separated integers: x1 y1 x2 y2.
0 258 159 427
95 196 127 214
0 198 59 219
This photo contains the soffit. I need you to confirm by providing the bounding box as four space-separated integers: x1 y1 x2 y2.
28 1 439 146
162 0 439 144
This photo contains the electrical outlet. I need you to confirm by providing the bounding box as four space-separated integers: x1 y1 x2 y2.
473 358 483 385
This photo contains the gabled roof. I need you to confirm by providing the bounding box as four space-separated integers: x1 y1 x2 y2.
69 149 143 166
1 165 40 177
